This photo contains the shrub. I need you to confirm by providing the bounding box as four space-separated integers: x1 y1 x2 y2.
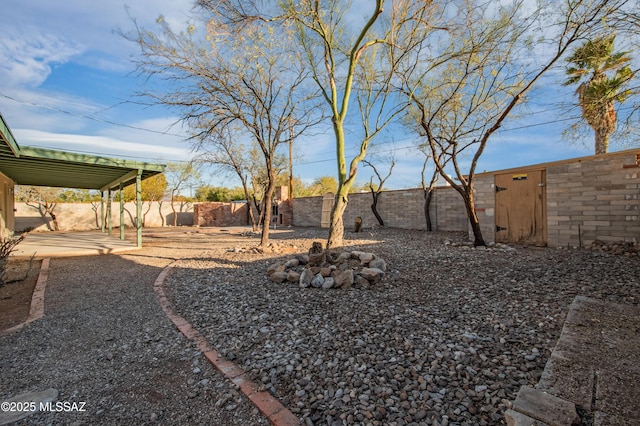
0 235 25 287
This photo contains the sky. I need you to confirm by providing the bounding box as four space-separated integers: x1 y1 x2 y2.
0 1 633 191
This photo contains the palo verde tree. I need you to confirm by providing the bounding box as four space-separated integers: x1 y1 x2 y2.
279 0 425 248
128 2 322 246
564 35 635 154
399 0 635 246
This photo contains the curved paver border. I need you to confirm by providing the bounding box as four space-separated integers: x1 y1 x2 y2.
153 265 302 426
1 258 50 336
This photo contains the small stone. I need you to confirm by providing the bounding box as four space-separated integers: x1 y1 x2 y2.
295 254 310 265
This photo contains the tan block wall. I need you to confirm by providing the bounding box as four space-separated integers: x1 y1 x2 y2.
546 152 640 247
15 201 194 232
292 196 325 227
471 175 497 244
194 202 249 227
293 187 468 232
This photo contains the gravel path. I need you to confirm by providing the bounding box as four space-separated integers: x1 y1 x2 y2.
0 244 268 425
162 227 639 426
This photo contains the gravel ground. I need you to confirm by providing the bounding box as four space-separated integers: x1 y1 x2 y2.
1 227 638 426
0 242 269 425
161 227 639 426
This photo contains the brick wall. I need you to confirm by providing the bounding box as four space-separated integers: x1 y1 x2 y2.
293 186 468 232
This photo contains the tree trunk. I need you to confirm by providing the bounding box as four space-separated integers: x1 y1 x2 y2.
462 189 485 246
142 201 152 227
45 203 60 231
327 190 348 249
158 201 165 226
260 171 276 247
424 188 434 231
240 180 258 231
171 196 178 227
370 191 384 226
595 127 609 154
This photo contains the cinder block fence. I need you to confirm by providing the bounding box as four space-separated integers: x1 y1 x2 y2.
15 149 640 248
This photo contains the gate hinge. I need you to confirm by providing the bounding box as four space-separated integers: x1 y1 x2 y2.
495 186 507 192
496 225 507 232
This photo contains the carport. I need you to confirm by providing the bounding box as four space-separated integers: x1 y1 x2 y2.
0 113 165 247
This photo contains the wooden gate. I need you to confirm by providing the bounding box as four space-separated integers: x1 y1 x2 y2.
494 170 547 245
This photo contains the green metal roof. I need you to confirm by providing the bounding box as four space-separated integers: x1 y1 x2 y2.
0 113 165 191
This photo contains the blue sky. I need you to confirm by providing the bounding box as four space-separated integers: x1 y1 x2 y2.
0 1 629 191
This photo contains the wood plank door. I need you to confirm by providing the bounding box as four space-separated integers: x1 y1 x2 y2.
495 170 547 245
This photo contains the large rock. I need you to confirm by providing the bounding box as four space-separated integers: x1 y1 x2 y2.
266 262 285 276
299 268 313 288
287 271 301 283
295 254 310 265
322 277 335 289
368 257 387 272
337 252 352 262
310 273 325 288
359 252 375 265
359 267 385 284
284 258 300 268
333 269 354 289
269 271 288 283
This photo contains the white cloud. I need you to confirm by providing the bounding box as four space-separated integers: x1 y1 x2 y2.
13 128 189 162
0 33 84 88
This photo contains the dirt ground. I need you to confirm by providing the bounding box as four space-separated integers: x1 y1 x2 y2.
0 258 41 330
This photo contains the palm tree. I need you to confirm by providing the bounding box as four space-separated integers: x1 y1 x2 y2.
565 35 633 154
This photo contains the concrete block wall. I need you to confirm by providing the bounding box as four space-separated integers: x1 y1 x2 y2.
546 152 640 247
293 186 468 232
472 175 497 244
292 196 325 227
193 202 249 227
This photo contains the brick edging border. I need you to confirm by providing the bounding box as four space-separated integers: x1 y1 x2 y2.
153 266 302 426
1 258 50 336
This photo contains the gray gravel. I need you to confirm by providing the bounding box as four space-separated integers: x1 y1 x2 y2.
162 227 639 426
0 246 269 425
2 227 638 426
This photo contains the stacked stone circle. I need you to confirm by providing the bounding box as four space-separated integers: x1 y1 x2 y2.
266 241 386 289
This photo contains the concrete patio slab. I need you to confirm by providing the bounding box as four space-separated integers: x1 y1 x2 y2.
11 231 139 259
